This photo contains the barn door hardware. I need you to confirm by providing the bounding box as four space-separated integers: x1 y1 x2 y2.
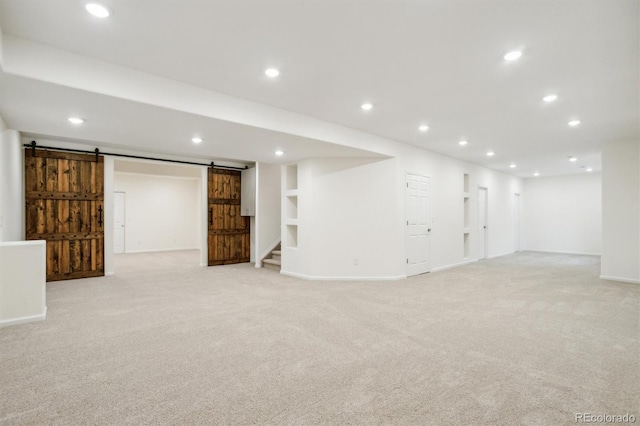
98 205 103 227
25 141 249 171
94 148 100 162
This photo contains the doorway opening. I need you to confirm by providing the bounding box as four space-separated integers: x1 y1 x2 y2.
113 159 204 275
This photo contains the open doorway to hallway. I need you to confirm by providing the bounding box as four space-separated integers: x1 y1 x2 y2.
113 159 203 274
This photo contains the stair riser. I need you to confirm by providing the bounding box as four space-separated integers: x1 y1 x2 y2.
263 262 281 272
271 254 281 261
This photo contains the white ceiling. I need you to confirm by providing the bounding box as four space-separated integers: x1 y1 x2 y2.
0 0 638 176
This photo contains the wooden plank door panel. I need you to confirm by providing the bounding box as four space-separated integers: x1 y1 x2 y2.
207 168 250 266
25 149 105 281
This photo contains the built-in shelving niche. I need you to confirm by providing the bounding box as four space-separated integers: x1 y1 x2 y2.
285 164 298 248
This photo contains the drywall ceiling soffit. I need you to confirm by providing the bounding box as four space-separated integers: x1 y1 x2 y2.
0 0 638 177
0 73 387 164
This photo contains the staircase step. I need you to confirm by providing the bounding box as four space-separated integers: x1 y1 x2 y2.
271 254 281 262
272 250 281 256
263 258 281 266
262 258 281 271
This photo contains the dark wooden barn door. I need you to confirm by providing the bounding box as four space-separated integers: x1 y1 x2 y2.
25 149 105 281
208 168 250 265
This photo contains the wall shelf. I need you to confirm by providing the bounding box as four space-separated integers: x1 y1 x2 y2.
463 173 471 260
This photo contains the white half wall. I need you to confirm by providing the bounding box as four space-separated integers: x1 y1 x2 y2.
601 140 640 283
0 129 24 242
523 173 602 255
114 172 201 253
0 240 46 327
256 162 281 263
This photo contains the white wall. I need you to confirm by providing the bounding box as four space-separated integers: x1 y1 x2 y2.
114 172 201 253
0 129 24 242
281 147 523 280
400 147 523 269
256 162 281 263
523 173 602 255
601 140 640 283
307 157 400 279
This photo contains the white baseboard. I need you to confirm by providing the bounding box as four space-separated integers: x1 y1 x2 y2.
487 251 517 259
600 275 640 284
281 270 405 281
105 271 115 276
124 247 200 254
0 308 47 328
526 249 601 256
431 258 477 273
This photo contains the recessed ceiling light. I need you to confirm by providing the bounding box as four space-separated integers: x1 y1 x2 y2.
192 137 203 144
486 151 495 157
586 167 593 172
543 94 558 102
418 125 429 132
275 150 284 156
568 120 581 126
534 172 540 177
361 103 373 111
569 156 577 162
265 68 280 78
68 117 85 125
85 3 110 18
459 140 468 146
504 50 522 61
509 163 517 168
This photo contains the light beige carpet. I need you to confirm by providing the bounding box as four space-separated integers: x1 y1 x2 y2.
1 251 638 425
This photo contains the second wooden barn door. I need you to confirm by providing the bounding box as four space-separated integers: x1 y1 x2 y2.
208 168 250 265
25 148 105 281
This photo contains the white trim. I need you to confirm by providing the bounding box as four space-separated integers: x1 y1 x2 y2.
487 251 516 259
600 275 640 284
431 258 477 272
105 271 115 276
123 247 200 254
525 249 601 256
0 307 47 328
0 240 45 247
281 270 405 281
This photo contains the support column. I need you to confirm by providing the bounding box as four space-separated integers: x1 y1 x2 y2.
601 139 640 283
0 130 24 242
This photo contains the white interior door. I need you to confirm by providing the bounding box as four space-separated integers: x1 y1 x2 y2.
514 193 521 252
114 191 126 254
406 173 431 276
478 187 487 259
